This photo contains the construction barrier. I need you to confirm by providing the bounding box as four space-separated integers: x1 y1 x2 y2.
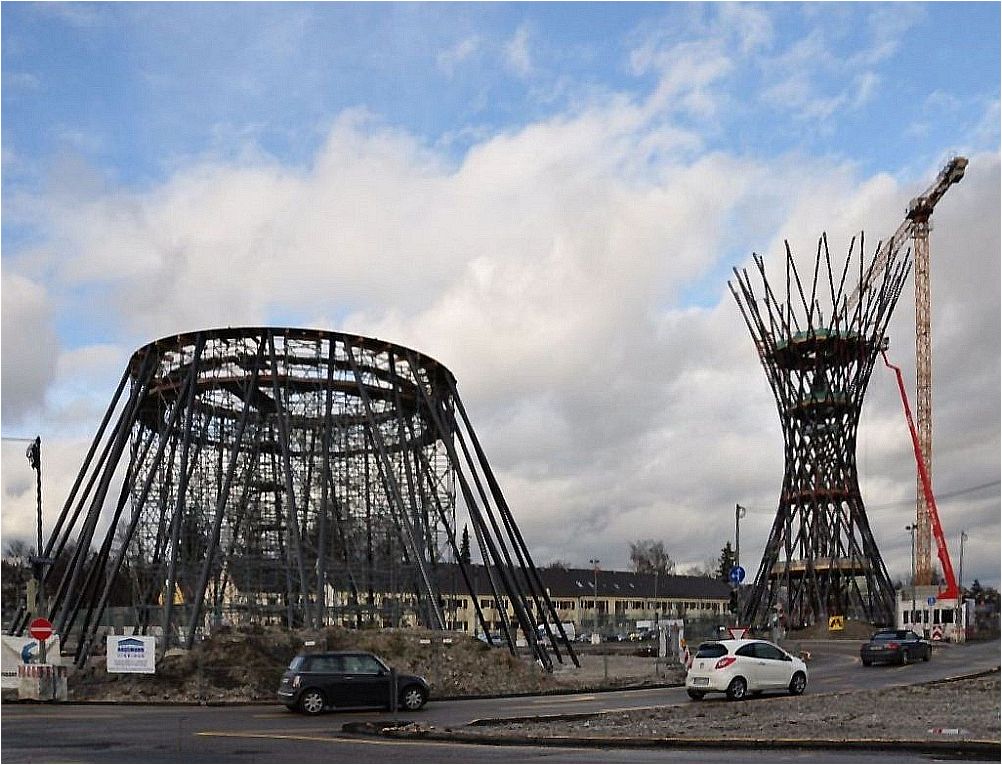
17 663 68 701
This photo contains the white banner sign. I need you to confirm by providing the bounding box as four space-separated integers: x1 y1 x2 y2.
1 635 62 689
106 635 156 673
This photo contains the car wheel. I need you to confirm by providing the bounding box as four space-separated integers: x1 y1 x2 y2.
923 647 931 661
298 688 326 715
788 671 807 696
725 676 747 701
400 685 427 711
686 689 705 701
861 658 872 666
901 649 911 665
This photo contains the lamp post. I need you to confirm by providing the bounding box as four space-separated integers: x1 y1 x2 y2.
653 568 659 628
589 559 600 632
735 504 746 570
957 530 968 631
905 524 917 627
25 436 48 664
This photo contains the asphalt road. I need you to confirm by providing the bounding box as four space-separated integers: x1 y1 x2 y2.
2 639 998 763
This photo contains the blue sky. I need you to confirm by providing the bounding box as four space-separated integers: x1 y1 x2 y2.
1 3 999 587
4 3 997 200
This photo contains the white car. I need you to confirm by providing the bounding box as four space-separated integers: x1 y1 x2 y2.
685 638 808 701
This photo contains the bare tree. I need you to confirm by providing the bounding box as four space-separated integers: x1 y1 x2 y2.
679 560 717 578
543 560 572 571
628 539 675 575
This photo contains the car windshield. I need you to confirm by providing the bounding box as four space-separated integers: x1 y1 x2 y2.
872 631 907 641
288 655 305 671
695 642 728 658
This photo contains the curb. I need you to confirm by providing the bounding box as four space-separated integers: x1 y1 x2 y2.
366 728 1001 758
463 666 1001 726
4 681 683 706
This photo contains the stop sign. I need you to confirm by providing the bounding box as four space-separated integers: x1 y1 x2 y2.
29 617 53 641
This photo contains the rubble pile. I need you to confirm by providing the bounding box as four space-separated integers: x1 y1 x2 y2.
67 626 608 702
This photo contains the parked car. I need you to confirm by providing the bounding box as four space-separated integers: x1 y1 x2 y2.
628 628 655 642
277 650 429 715
685 639 808 701
860 629 932 666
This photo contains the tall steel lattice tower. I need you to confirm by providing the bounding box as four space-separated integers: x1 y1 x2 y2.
730 235 912 628
14 328 577 669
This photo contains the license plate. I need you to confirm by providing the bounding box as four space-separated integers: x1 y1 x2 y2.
692 676 709 686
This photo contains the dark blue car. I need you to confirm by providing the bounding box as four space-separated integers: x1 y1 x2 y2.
860 629 932 666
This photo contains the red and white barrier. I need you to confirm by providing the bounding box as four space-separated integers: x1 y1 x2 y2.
17 664 68 679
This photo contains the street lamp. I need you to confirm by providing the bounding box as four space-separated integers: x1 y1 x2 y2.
25 436 49 664
589 559 600 631
958 530 968 595
735 504 746 570
957 530 968 631
905 524 917 627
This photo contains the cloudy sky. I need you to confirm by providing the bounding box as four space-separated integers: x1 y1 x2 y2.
2 3 999 589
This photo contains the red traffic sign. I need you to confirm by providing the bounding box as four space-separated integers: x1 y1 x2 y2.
29 617 53 641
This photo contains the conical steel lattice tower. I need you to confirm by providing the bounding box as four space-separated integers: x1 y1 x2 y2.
12 328 577 669
729 235 911 628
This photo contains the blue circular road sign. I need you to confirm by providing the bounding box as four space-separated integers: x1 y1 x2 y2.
926 596 936 606
729 566 746 584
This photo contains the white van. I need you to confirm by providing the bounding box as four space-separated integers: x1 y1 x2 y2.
537 622 576 642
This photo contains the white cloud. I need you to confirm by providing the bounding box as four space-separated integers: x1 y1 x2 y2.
436 35 480 76
504 24 533 78
2 71 998 591
1 272 60 425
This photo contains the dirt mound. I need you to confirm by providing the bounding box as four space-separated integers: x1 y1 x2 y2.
67 626 578 703
789 618 876 640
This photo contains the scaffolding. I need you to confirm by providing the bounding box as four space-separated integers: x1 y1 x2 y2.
12 328 577 670
729 235 912 628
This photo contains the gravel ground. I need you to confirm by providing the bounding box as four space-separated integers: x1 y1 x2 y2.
472 673 1001 743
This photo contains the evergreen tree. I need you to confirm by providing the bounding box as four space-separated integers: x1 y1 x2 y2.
717 541 737 582
459 524 471 566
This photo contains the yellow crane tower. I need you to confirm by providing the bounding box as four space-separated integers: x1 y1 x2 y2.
847 156 968 585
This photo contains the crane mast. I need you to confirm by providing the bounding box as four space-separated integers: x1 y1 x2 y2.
847 156 967 586
905 156 967 584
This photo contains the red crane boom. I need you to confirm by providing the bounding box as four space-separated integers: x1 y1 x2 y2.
880 351 958 599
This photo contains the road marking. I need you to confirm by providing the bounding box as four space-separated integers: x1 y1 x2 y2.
253 710 390 718
197 731 589 751
600 704 668 714
3 712 120 720
529 694 596 704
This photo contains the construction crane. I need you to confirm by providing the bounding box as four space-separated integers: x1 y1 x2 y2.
848 155 968 587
